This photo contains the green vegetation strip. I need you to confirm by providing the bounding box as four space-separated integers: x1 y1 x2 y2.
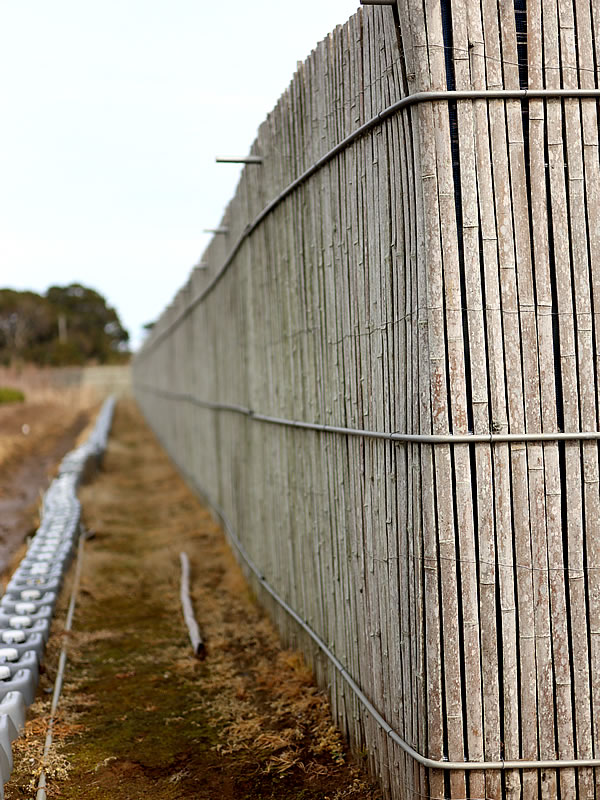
0 388 25 404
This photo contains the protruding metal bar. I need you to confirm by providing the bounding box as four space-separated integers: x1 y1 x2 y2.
194 261 209 270
203 228 229 235
360 0 396 4
215 156 263 164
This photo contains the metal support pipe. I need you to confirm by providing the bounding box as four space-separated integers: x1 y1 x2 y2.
138 86 600 359
202 227 229 235
136 384 600 447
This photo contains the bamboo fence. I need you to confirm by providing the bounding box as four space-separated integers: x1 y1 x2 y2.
133 1 600 797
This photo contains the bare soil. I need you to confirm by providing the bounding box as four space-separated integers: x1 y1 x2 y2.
4 400 380 799
0 398 94 574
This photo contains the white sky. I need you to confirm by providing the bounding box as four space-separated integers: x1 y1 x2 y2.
0 0 360 349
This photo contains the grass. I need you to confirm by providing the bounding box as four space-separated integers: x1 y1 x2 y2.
0 387 25 404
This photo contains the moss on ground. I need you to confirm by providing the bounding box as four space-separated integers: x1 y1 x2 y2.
4 400 380 800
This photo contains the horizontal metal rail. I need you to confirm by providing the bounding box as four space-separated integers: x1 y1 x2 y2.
136 86 600 362
162 444 600 773
135 384 600 445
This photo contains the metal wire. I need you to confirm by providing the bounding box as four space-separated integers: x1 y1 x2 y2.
135 384 600 447
136 86 600 361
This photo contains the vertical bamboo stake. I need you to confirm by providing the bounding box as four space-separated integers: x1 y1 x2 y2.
523 3 560 798
541 0 578 796
396 0 447 794
557 3 595 796
579 3 600 793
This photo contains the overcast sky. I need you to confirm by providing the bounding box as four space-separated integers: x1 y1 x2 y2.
0 0 359 349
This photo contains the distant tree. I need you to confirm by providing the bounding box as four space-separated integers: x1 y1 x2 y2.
0 283 130 366
0 290 54 363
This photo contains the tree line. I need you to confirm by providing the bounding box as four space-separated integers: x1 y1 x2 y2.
0 284 130 366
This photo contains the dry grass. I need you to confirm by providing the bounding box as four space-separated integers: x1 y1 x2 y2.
0 389 97 474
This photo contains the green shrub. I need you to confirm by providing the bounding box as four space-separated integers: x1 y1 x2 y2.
0 387 25 404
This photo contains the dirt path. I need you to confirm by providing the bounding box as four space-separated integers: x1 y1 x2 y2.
5 399 380 799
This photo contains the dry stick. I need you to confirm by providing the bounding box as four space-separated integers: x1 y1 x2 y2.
277 105 293 637
255 113 277 636
319 26 340 736
396 0 445 795
448 4 488 799
337 24 358 744
353 16 388 780
579 0 600 791
310 38 331 695
299 46 322 682
339 21 368 757
324 30 348 741
312 34 333 699
278 92 297 650
337 18 361 752
425 2 475 795
179 552 205 659
526 2 559 798
559 0 596 792
255 108 276 634
541 0 578 795
384 8 426 794
380 11 420 796
342 10 363 775
466 2 504 798
356 12 383 784
497 5 541 799
367 12 394 794
478 2 523 797
285 67 305 655
378 15 405 796
315 26 342 732
254 108 277 632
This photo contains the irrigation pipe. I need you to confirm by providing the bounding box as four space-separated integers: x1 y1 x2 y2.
136 86 600 360
137 384 600 447
167 455 600 773
179 553 205 659
35 529 88 800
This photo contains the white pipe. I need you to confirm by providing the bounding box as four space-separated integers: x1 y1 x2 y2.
179 553 205 658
